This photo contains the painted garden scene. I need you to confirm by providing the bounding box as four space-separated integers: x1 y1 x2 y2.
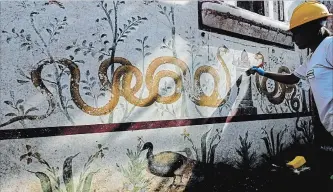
1 0 333 192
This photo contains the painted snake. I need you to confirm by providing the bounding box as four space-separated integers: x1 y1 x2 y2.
254 52 300 112
0 47 231 127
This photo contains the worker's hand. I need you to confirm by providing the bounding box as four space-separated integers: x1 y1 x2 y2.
247 66 265 76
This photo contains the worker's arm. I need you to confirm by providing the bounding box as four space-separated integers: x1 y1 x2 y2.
248 67 300 85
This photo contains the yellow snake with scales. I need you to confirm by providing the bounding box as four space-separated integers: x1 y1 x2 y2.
0 47 231 127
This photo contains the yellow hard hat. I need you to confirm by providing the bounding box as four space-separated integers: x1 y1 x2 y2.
289 1 333 30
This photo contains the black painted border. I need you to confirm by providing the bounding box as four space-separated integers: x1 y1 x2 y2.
0 112 311 140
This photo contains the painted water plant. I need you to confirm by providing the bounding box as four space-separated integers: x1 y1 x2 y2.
181 128 223 163
116 137 151 192
260 126 288 163
20 144 108 192
236 131 257 170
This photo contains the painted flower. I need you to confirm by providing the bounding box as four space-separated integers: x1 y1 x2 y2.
181 129 190 140
19 145 40 165
97 144 109 158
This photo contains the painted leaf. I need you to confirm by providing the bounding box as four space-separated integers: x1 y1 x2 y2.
101 34 107 38
74 48 81 54
6 37 11 43
98 93 105 97
75 60 85 64
61 85 68 89
5 113 17 117
261 137 272 157
66 46 73 50
144 36 148 42
270 128 275 155
67 105 74 109
20 154 28 161
33 152 41 159
135 48 142 52
35 172 53 192
4 100 13 106
98 55 104 61
209 143 219 164
63 153 79 192
46 29 52 35
82 40 87 46
82 171 98 192
201 129 211 162
21 43 30 47
85 92 92 96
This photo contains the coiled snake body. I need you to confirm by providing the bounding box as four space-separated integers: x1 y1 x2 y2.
8 47 231 125
254 53 300 112
1 49 301 127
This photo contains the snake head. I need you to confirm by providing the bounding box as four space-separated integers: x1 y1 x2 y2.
218 46 229 55
254 52 264 60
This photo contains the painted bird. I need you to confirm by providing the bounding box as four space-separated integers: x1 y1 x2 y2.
141 142 195 185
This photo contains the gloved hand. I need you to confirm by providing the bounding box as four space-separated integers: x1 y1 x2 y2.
247 66 265 76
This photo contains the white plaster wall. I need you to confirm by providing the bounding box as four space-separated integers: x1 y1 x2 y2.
0 1 313 191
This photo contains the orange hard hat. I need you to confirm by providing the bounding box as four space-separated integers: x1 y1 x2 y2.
289 1 333 30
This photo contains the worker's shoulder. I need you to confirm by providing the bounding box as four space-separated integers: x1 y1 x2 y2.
322 36 333 45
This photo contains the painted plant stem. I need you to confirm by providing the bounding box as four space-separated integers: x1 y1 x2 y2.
31 13 75 125
122 36 150 121
171 6 188 118
101 0 119 123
